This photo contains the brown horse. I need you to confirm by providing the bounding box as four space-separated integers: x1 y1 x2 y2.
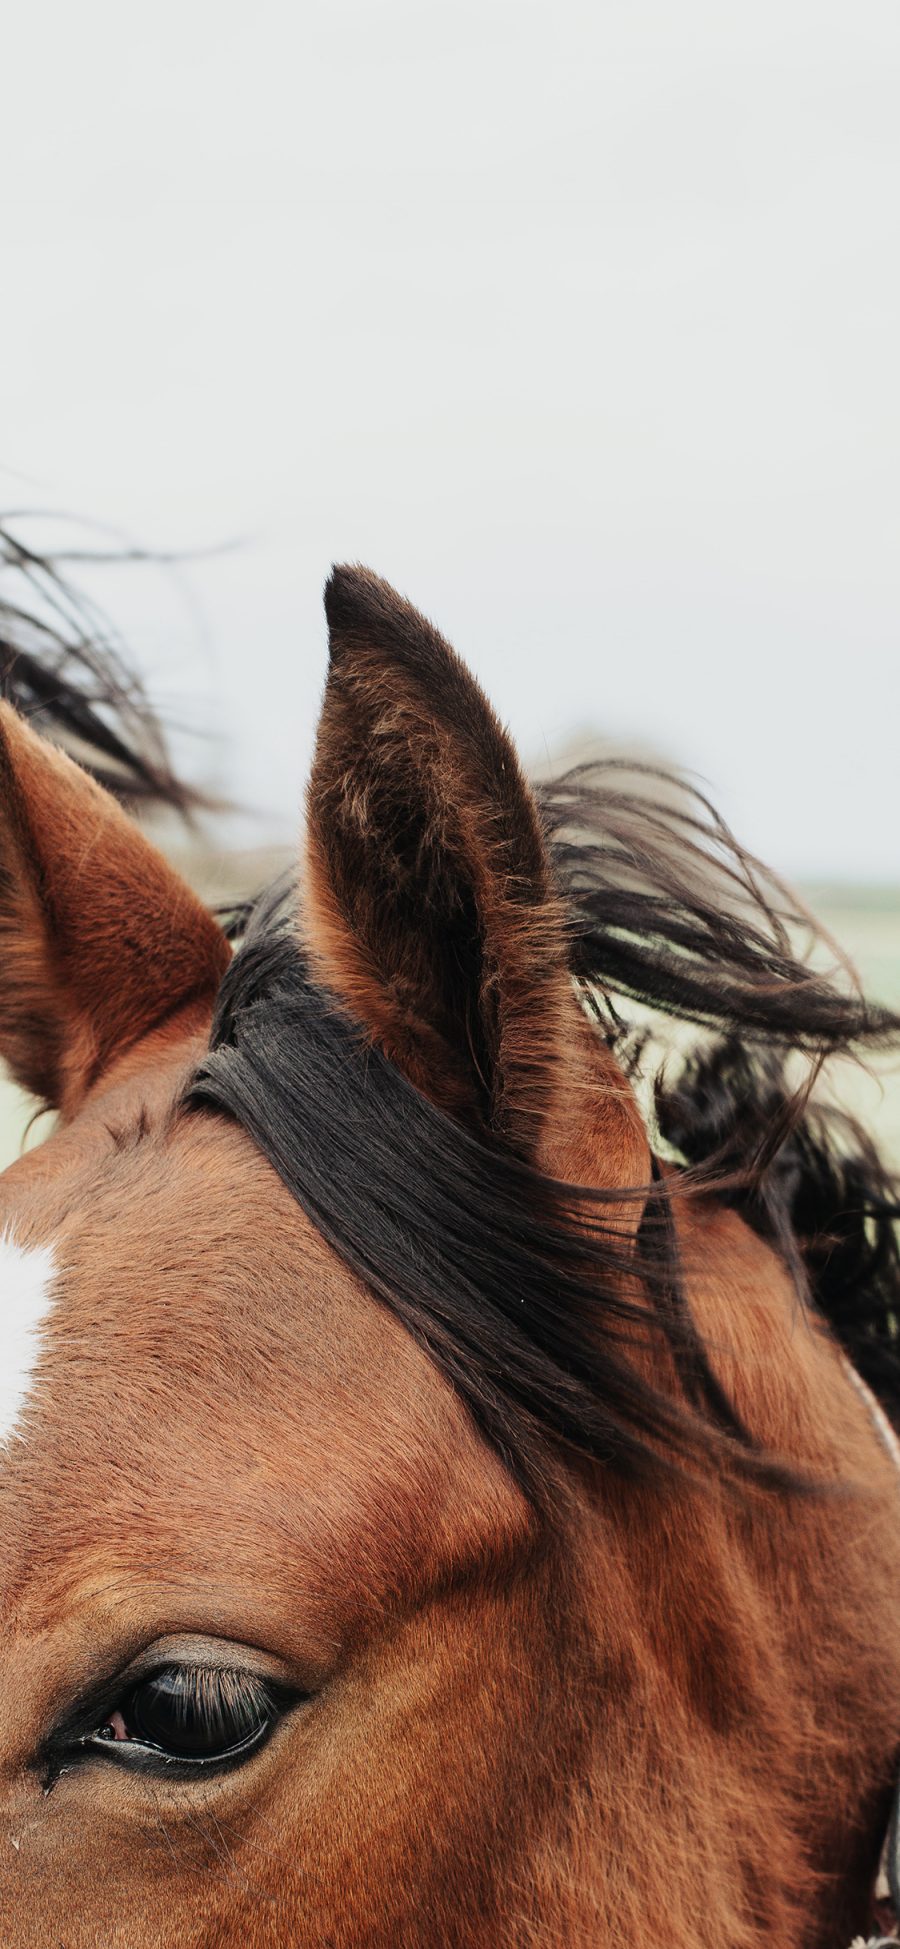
1 564 899 1948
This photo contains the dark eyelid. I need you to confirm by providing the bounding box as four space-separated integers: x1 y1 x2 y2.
111 1632 301 1690
73 1714 280 1782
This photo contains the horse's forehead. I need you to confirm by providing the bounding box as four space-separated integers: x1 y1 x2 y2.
0 1105 519 1646
0 1108 431 1444
1 1111 312 1368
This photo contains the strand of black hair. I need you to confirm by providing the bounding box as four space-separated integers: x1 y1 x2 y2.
0 516 201 813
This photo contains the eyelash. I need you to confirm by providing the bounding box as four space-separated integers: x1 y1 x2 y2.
51 1663 296 1782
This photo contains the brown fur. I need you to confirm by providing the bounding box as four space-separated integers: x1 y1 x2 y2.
306 568 645 1181
0 569 898 1946
0 702 229 1113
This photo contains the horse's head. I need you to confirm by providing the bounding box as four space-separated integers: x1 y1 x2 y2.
0 569 652 1947
1 568 899 1948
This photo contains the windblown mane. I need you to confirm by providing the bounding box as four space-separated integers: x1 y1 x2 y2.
541 764 900 1415
188 764 900 1493
6 514 894 1488
0 519 197 812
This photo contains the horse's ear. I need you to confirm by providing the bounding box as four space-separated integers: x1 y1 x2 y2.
0 702 229 1115
303 566 577 1158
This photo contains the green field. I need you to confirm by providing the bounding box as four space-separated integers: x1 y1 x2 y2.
1 890 898 1174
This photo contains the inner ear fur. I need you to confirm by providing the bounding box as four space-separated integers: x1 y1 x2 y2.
0 701 229 1115
303 565 583 1158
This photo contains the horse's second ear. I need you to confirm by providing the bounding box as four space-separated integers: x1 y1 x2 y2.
303 566 576 1157
0 702 229 1115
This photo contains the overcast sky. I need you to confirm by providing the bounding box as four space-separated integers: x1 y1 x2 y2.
3 1 899 878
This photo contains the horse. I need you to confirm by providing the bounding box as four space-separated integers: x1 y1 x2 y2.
1 557 899 1948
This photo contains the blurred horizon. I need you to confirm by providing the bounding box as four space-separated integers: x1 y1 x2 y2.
0 840 896 1172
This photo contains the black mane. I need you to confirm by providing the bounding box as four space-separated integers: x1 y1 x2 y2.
542 763 900 1416
0 518 199 813
188 765 900 1493
187 914 749 1495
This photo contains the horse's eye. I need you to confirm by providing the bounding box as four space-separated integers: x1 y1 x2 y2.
90 1665 283 1770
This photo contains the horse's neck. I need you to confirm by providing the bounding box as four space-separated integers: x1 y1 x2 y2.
497 1027 900 1943
544 1193 900 1946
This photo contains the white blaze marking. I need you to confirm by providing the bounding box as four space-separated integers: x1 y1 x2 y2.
0 1232 57 1446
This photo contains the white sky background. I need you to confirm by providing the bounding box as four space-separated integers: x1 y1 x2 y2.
2 1 899 879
